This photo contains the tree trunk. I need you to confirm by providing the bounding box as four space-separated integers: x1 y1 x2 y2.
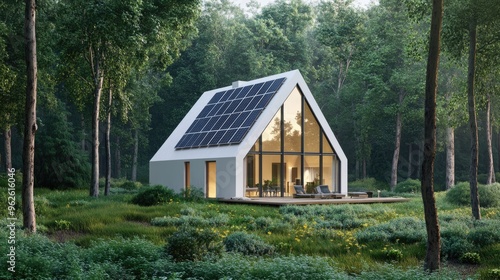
446 126 455 189
421 0 443 272
362 158 367 179
115 136 121 178
355 159 360 180
486 94 495 184
408 143 412 179
4 127 12 171
390 93 403 191
22 0 37 234
131 129 138 181
81 114 86 151
90 65 104 197
467 20 481 220
104 86 112 196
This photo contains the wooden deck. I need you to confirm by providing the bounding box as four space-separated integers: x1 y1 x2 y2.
218 196 410 206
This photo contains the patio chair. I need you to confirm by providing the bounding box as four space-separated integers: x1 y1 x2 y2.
293 185 314 198
316 185 345 199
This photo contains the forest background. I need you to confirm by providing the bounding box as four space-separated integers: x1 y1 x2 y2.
1 0 499 192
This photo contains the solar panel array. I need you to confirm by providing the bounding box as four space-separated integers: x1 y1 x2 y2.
175 77 286 149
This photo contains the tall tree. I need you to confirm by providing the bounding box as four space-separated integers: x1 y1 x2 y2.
57 0 200 196
437 56 467 190
0 0 24 172
443 0 500 219
421 0 443 272
22 0 37 233
316 0 364 97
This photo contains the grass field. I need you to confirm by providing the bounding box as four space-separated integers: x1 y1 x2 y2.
2 184 500 279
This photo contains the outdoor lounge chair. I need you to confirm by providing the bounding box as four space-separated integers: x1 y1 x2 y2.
293 185 311 198
315 185 345 199
293 185 329 199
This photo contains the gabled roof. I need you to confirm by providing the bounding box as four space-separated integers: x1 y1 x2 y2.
151 70 346 163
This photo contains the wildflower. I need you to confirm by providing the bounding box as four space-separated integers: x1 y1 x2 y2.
267 231 272 235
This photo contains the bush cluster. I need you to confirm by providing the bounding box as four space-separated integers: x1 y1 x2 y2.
394 179 420 193
384 248 403 262
437 215 500 259
224 231 275 256
445 182 500 208
280 204 391 230
459 252 480 264
356 217 426 244
151 213 229 227
119 180 143 190
0 228 468 280
480 269 500 280
131 185 177 206
165 227 223 262
348 177 389 192
181 186 205 202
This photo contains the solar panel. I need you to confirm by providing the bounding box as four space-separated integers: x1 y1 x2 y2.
230 128 248 143
175 77 286 149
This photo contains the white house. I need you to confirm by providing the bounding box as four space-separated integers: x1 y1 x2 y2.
150 70 347 198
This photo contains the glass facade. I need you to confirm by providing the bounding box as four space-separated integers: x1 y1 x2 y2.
245 86 338 197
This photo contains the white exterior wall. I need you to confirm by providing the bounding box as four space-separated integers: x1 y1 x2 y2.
150 157 240 198
149 161 184 193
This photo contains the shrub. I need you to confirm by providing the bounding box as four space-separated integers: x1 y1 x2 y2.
348 177 389 192
131 185 177 206
165 227 223 262
480 269 500 280
468 220 500 247
179 207 197 216
356 217 425 244
151 214 229 227
441 235 475 260
394 179 420 193
120 180 143 190
85 237 161 279
224 231 275 256
255 216 274 229
181 186 205 202
445 182 470 206
384 248 403 262
446 182 500 208
459 252 480 264
54 219 71 230
480 183 500 208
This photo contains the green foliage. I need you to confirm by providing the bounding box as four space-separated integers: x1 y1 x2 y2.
120 180 143 190
348 178 390 192
181 186 205 202
440 214 475 259
151 213 229 227
480 269 500 280
460 252 481 264
468 220 500 247
394 179 421 193
479 183 500 208
54 219 71 230
383 248 404 262
446 182 500 208
85 237 161 279
445 182 472 206
224 231 275 256
34 101 90 189
165 227 223 262
356 217 426 244
131 185 178 206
